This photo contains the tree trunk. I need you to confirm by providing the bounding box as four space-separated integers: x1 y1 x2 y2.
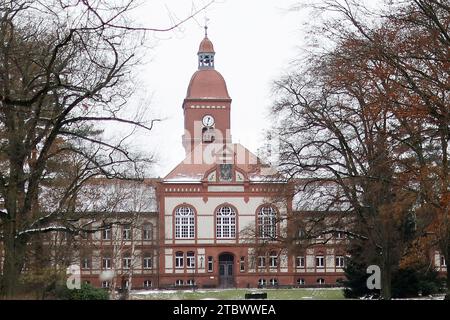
445 244 450 300
1 233 26 298
381 249 392 300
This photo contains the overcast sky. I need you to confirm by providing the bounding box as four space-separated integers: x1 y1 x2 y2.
127 0 309 177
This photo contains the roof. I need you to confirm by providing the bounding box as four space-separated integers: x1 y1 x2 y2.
185 69 230 100
74 178 158 213
198 36 215 53
164 143 279 183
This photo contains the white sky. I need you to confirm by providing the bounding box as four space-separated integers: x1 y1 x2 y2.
128 0 309 177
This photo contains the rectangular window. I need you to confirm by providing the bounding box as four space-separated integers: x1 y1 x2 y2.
296 256 305 268
240 256 245 272
143 280 152 288
336 256 345 268
186 252 195 268
143 257 153 269
102 257 111 269
441 256 447 267
269 255 278 268
258 256 266 268
207 256 213 272
335 232 345 239
102 281 110 288
102 228 111 240
316 256 324 268
123 225 132 240
81 257 91 269
123 257 132 269
175 252 184 268
143 225 152 240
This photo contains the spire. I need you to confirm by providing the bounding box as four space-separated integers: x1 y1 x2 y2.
204 16 209 37
198 25 215 69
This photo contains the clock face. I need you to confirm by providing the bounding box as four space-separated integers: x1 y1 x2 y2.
202 115 215 127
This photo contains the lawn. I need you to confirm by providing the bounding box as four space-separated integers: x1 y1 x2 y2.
130 288 345 300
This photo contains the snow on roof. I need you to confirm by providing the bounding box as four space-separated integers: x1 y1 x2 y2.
76 179 158 213
164 143 279 183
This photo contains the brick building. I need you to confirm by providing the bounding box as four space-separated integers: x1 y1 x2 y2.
1 32 446 292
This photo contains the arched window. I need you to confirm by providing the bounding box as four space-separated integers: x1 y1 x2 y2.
175 279 183 286
317 278 325 285
269 278 278 286
175 206 195 239
258 206 277 239
216 206 236 238
258 279 266 287
297 278 305 285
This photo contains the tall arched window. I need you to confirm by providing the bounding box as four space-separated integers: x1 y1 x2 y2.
175 206 195 239
216 206 236 238
258 206 277 239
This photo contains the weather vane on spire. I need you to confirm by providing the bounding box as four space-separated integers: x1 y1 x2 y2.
204 16 210 37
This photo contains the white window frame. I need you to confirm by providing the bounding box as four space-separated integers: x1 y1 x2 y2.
186 251 196 269
123 225 132 240
81 257 91 269
240 256 245 272
216 206 236 238
269 252 278 268
143 256 153 269
336 256 345 268
258 206 277 239
175 252 184 268
123 257 132 269
316 255 324 268
297 278 305 285
317 278 325 284
269 278 278 286
102 257 112 270
143 280 152 288
296 256 305 268
175 279 183 286
335 232 345 239
175 207 195 239
258 278 266 286
142 224 152 240
258 256 266 268
102 228 111 240
186 279 196 286
102 281 110 288
207 256 213 272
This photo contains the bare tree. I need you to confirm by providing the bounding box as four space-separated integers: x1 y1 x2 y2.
270 0 450 299
0 0 215 298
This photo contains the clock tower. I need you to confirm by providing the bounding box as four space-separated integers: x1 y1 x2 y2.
182 28 232 155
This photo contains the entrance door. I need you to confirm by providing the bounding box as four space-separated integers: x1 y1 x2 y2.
218 253 234 288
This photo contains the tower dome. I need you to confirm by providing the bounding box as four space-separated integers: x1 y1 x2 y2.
186 69 230 100
198 37 215 53
185 32 230 100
